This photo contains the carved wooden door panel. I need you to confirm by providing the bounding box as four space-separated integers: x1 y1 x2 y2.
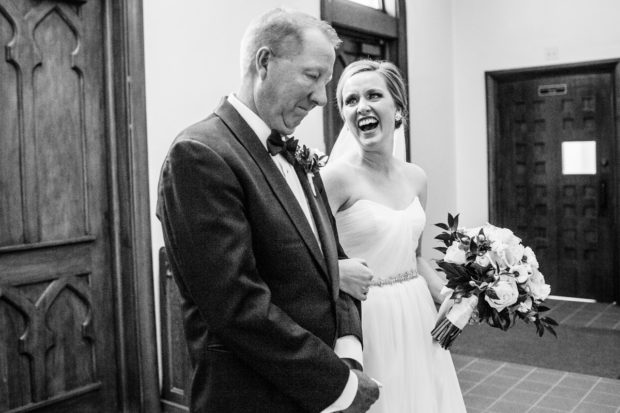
495 72 615 301
0 1 119 411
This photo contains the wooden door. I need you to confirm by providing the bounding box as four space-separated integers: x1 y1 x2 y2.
490 68 617 302
0 1 119 411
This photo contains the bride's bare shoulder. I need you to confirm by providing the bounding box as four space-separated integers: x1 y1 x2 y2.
322 157 358 185
399 160 427 183
322 158 360 211
398 160 427 204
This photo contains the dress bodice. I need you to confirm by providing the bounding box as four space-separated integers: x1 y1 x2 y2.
335 197 426 280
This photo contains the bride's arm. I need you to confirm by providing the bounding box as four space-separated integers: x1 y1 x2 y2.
323 162 374 301
321 161 349 214
410 163 449 304
416 249 449 304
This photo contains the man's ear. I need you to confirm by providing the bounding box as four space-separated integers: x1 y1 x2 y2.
255 47 272 80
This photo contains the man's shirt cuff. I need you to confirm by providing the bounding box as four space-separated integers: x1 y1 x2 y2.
334 335 363 367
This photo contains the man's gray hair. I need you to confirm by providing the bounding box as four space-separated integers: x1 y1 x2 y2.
239 8 341 77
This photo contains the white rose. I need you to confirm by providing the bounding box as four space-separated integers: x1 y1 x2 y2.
444 243 467 264
493 227 522 246
484 275 519 311
511 263 532 283
526 268 551 301
501 243 525 267
523 246 539 269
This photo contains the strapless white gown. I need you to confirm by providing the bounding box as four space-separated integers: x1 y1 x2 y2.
336 198 466 413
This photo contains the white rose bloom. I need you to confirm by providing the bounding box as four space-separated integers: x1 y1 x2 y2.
495 227 521 245
511 263 532 283
526 268 551 301
444 243 467 264
500 243 525 267
484 275 519 312
523 246 539 269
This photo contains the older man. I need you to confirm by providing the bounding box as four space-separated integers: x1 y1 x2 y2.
157 8 379 413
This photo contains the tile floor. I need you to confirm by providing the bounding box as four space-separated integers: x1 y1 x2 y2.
545 299 620 331
452 299 620 412
453 354 620 413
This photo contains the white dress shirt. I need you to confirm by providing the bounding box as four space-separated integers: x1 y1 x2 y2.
227 94 361 412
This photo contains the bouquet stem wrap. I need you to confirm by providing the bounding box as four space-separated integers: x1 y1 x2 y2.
432 295 478 349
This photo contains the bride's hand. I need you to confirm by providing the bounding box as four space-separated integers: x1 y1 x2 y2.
338 258 374 301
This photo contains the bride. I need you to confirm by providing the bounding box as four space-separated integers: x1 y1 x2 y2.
323 59 466 412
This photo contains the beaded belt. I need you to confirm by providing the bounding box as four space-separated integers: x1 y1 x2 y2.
370 269 418 287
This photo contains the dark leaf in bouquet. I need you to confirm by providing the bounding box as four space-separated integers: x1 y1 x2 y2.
465 254 477 263
477 295 492 318
473 263 494 277
435 233 452 242
500 310 513 329
436 261 470 278
485 289 499 300
544 325 558 338
434 246 448 254
435 223 450 230
448 213 455 228
489 310 507 330
541 316 558 326
536 321 545 337
537 305 550 313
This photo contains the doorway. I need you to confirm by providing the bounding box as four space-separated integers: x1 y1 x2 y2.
487 60 620 302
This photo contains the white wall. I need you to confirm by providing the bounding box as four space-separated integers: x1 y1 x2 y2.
407 0 457 257
452 0 620 229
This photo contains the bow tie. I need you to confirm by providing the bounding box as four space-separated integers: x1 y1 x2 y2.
267 130 298 163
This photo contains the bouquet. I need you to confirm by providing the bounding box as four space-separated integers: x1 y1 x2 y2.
431 213 557 349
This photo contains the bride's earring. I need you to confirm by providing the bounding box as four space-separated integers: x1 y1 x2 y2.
395 112 403 128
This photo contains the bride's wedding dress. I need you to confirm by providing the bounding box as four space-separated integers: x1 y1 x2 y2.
336 197 466 413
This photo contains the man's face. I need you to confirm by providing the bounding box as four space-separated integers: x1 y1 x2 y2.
255 28 335 135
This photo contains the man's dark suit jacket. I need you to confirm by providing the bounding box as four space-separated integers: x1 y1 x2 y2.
157 98 362 413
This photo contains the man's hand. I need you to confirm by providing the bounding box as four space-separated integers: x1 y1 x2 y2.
338 258 374 301
341 370 380 413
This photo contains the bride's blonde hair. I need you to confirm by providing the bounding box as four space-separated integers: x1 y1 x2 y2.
336 59 409 129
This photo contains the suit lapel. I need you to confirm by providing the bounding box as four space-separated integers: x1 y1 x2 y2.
294 165 341 301
214 99 328 277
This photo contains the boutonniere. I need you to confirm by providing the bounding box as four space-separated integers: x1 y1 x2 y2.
293 145 327 197
294 145 328 175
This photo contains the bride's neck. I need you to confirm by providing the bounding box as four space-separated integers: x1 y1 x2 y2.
359 149 395 174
